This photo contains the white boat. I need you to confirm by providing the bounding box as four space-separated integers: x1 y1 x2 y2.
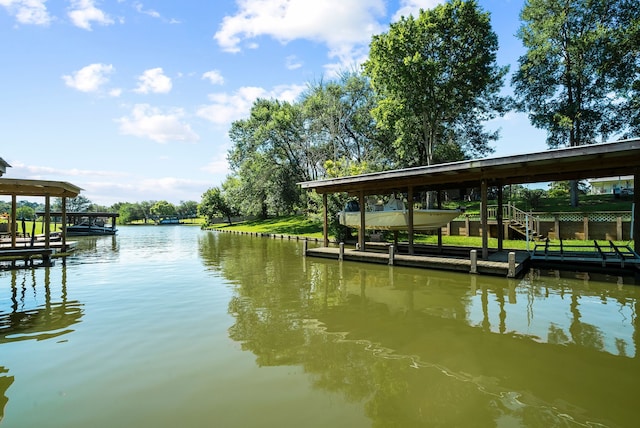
338 197 463 231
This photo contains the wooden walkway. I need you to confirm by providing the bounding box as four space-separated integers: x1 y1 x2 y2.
530 240 640 274
0 237 78 269
0 247 54 268
305 244 530 278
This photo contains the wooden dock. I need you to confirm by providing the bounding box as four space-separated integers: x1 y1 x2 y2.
530 240 640 274
0 238 78 269
305 243 530 278
0 247 54 268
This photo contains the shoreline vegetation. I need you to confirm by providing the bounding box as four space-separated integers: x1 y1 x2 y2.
205 215 634 252
2 194 634 251
205 194 636 251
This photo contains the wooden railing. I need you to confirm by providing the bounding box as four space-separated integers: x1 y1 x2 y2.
487 204 542 238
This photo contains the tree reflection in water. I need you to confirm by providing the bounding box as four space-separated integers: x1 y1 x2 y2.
198 232 640 427
0 366 13 423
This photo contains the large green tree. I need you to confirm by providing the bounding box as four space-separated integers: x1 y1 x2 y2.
229 99 309 181
55 195 92 212
199 187 238 225
150 200 176 220
512 0 639 206
176 200 199 219
363 0 509 167
302 72 394 172
227 99 310 218
117 203 139 224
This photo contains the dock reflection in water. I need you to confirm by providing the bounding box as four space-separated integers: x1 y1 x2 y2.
0 265 83 422
1 227 639 427
202 232 640 427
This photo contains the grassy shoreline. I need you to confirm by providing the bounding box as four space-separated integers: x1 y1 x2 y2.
205 215 635 251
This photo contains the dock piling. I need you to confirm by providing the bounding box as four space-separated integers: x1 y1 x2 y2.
470 250 477 274
507 252 516 278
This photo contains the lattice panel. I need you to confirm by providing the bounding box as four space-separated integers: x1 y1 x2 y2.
557 213 584 222
588 212 631 222
553 212 631 222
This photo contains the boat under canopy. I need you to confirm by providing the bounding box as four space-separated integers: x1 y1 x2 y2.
338 197 462 231
66 221 117 236
38 211 120 237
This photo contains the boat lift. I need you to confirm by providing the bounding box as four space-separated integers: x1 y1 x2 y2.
531 239 640 269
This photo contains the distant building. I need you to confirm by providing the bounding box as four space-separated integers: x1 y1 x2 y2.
589 175 634 195
0 157 10 177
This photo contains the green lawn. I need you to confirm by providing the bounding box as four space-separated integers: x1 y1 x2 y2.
206 214 635 251
0 220 64 236
209 215 325 238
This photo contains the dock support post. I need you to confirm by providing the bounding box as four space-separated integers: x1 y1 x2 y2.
497 184 504 252
407 187 415 255
303 240 308 256
634 168 639 252
507 252 516 278
339 242 344 261
617 216 623 240
470 249 477 274
358 191 365 252
388 245 394 265
322 193 329 247
583 216 589 240
481 179 489 259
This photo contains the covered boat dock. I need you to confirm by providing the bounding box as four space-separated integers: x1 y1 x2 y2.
0 178 82 268
37 211 119 236
299 139 640 277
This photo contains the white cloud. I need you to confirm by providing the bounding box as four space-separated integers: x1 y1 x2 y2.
392 0 443 22
5 160 128 180
129 177 207 198
196 84 305 126
62 63 114 93
132 1 180 24
68 0 114 30
214 0 386 69
78 176 211 205
133 1 159 19
117 104 199 143
202 70 224 85
134 68 172 94
202 155 231 176
285 55 302 70
0 0 51 25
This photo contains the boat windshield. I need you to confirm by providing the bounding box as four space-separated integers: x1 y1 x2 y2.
384 197 405 210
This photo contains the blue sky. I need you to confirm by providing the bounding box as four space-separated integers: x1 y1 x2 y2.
0 0 548 206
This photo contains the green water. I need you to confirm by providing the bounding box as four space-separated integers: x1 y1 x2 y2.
1 226 639 427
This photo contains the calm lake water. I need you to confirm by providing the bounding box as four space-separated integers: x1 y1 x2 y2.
1 225 640 427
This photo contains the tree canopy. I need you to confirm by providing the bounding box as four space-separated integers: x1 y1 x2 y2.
199 187 238 225
363 0 509 167
512 0 639 206
512 0 639 147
